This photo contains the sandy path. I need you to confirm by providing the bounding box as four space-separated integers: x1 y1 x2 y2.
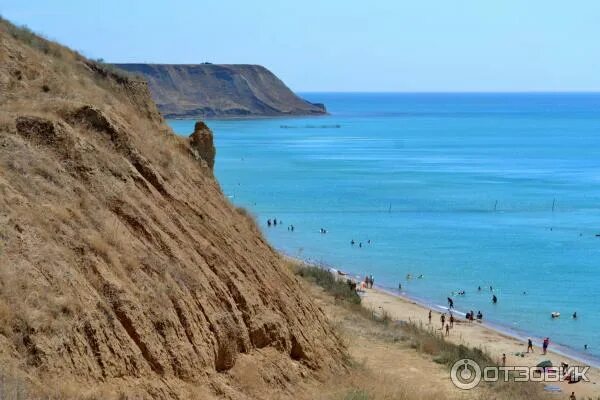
359 287 600 398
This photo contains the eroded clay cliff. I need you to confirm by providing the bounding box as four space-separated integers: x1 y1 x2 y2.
0 19 344 399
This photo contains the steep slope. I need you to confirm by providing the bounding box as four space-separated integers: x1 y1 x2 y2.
0 20 344 399
114 64 326 119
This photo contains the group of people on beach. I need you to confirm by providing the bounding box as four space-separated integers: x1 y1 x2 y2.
525 337 551 354
465 310 483 322
364 274 375 289
439 312 456 336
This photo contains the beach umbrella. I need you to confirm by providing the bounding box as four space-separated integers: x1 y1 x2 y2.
536 360 553 369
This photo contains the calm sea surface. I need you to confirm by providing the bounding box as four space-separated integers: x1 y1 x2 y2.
169 93 600 362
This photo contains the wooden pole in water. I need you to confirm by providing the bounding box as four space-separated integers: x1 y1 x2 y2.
552 198 556 213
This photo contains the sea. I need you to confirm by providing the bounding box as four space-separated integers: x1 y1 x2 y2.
169 93 600 365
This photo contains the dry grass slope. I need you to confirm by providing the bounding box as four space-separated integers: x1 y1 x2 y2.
0 18 346 399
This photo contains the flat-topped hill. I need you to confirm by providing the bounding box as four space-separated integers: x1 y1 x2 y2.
115 63 326 119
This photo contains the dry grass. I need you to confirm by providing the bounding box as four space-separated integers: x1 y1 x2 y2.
292 262 362 304
0 16 73 60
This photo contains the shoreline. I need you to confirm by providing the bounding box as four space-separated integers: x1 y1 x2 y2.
287 253 600 383
291 253 600 368
374 284 600 369
358 285 600 397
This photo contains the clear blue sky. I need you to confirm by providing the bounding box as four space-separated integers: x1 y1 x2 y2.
2 0 599 92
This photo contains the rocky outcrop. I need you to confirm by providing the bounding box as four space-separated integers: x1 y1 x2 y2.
0 18 345 400
114 63 327 119
189 121 216 170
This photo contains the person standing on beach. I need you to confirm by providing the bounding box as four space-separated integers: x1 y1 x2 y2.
428 310 432 324
445 323 450 336
570 391 576 400
542 337 550 355
502 353 506 366
449 314 454 328
527 338 534 353
441 313 446 329
447 297 454 309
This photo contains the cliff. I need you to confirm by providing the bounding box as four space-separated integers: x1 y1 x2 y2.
0 19 344 399
114 63 326 119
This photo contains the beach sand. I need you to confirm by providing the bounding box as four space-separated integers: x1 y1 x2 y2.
359 286 600 398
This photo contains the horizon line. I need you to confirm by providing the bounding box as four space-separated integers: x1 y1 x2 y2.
295 90 600 94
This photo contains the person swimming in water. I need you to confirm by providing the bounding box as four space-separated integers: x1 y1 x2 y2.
267 219 272 227
573 312 577 319
351 239 355 246
492 294 498 304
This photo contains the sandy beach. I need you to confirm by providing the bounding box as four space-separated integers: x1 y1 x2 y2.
358 285 600 397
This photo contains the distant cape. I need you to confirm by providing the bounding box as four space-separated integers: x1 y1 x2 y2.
114 63 326 119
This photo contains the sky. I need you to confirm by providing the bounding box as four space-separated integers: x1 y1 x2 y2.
2 0 600 92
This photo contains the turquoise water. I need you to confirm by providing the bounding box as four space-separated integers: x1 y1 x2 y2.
169 93 600 363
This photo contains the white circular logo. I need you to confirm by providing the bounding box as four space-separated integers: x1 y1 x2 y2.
450 358 482 390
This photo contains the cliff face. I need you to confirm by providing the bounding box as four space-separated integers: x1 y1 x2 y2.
114 63 326 119
0 20 344 399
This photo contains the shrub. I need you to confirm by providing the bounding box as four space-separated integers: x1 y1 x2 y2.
343 389 369 400
295 264 361 304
